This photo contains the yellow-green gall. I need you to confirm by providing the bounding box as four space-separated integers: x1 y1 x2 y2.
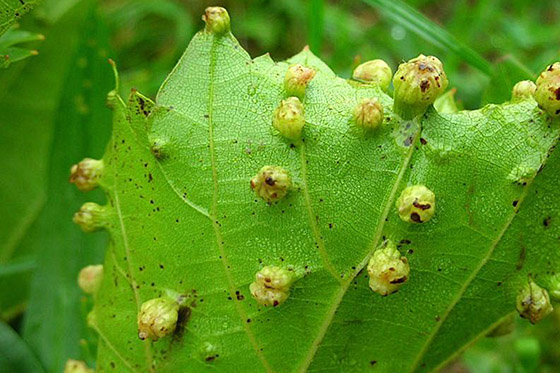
352 59 392 91
393 54 448 119
272 97 305 140
516 280 553 324
149 136 169 160
535 62 560 116
396 185 436 223
511 80 536 101
284 64 316 99
138 296 179 341
367 242 410 296
69 158 103 192
250 166 292 202
249 266 295 307
78 264 103 294
353 98 384 130
72 202 107 233
202 7 230 34
199 342 220 363
64 359 93 373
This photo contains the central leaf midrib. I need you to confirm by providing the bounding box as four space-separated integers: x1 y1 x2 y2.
298 119 422 371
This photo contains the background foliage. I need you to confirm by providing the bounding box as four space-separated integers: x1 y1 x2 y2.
0 0 559 372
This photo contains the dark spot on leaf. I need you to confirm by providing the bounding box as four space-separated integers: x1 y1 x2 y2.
544 216 551 227
512 200 518 207
420 138 427 145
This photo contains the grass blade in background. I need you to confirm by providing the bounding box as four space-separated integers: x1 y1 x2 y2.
364 0 492 75
0 257 36 321
17 0 113 371
308 0 324 53
0 0 93 321
482 54 535 104
0 321 44 373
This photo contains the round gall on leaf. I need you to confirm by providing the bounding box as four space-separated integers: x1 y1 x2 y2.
511 80 536 101
69 158 103 192
202 7 230 34
353 98 384 130
272 97 305 140
516 280 553 324
393 54 448 119
78 264 103 294
367 242 410 296
352 59 392 91
137 296 180 341
284 64 316 99
149 136 169 160
64 359 93 373
250 266 295 307
396 185 436 223
535 62 560 117
72 202 107 233
251 166 292 203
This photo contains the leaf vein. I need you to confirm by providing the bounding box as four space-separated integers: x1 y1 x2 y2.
408 137 559 372
298 119 422 371
298 142 341 281
206 35 272 372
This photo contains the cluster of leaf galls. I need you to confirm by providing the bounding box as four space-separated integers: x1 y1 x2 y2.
66 6 560 352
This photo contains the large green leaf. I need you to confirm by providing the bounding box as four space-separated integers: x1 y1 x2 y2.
0 0 40 36
86 14 559 372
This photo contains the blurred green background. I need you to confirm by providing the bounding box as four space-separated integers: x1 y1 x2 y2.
1 0 559 372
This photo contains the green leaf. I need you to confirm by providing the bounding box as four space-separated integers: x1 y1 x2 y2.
0 321 44 372
0 0 40 37
87 15 559 372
